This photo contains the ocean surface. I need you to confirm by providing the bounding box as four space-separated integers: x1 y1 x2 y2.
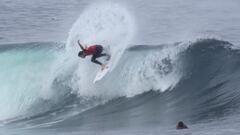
1 0 240 135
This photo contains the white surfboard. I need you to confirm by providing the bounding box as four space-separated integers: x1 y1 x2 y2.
93 47 111 83
93 63 110 83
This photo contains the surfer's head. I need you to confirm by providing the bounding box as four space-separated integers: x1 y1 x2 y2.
176 121 188 129
78 51 86 58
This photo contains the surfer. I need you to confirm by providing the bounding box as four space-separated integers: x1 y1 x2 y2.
77 40 110 70
176 121 188 129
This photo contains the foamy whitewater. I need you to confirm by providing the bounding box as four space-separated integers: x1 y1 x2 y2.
1 0 240 135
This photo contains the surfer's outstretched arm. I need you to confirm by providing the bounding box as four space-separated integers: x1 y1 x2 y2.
78 40 85 50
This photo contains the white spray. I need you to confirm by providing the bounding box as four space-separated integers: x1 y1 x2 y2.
64 2 136 97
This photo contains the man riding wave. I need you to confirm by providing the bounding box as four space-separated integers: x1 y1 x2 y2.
77 40 110 70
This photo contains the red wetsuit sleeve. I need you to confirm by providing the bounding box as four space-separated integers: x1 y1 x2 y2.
84 45 97 56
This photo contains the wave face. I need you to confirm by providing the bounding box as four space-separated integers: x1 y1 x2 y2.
1 39 240 135
47 39 240 130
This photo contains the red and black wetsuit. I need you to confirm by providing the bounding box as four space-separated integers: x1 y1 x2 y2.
83 45 107 65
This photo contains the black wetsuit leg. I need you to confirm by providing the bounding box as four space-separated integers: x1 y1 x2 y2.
91 45 108 65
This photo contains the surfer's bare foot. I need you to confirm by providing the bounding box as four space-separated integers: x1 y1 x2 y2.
101 64 106 70
106 54 111 61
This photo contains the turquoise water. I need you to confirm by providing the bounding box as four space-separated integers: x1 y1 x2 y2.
0 44 57 120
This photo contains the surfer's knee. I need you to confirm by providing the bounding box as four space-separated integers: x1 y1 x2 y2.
91 56 96 62
91 58 102 65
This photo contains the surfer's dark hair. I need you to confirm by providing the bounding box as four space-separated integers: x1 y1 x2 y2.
178 121 184 126
176 121 188 129
78 51 84 57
